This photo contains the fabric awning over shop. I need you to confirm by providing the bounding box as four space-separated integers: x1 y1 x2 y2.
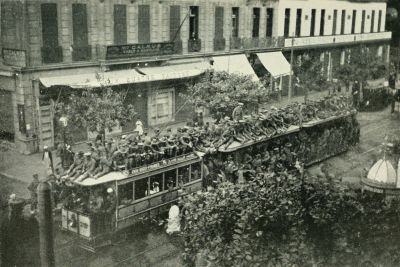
256 52 291 78
39 60 210 89
212 54 260 82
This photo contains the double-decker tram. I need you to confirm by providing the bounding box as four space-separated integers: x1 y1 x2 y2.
61 152 203 251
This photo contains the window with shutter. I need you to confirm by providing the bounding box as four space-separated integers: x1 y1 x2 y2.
114 4 127 45
170 5 181 41
41 4 59 47
214 7 224 51
232 7 240 38
284 9 290 37
370 10 375 33
138 5 150 43
252 8 260 38
215 7 224 39
72 4 88 47
266 8 273 37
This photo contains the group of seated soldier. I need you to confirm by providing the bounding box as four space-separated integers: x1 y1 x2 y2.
62 95 354 182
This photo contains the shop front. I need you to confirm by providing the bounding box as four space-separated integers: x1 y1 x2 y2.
37 59 211 148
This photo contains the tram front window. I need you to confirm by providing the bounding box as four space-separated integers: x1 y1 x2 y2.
119 182 133 205
165 169 177 190
149 174 163 195
135 178 149 200
191 162 201 181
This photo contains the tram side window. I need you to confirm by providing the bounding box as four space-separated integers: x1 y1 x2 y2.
135 178 149 200
119 182 133 205
178 166 190 186
165 169 177 190
191 162 201 181
149 174 164 195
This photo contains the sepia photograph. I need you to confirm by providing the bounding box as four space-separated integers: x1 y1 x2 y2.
0 0 399 266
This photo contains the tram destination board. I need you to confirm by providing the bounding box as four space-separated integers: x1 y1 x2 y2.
106 42 175 60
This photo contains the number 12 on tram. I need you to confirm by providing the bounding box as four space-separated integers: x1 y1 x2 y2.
61 153 204 251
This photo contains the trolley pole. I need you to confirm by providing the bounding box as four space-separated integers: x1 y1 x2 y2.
38 182 55 267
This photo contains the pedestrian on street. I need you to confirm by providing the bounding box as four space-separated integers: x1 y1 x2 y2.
42 145 54 174
135 118 144 136
28 174 40 213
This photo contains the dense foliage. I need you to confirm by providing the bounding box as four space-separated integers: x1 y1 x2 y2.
181 71 269 121
336 46 388 90
181 172 400 267
55 87 136 140
292 53 328 97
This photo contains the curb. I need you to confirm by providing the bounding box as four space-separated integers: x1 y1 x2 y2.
0 172 28 184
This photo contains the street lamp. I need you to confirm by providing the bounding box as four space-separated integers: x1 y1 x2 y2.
59 116 68 169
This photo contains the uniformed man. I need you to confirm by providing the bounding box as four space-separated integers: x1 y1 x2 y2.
75 152 97 182
67 151 85 179
232 102 244 121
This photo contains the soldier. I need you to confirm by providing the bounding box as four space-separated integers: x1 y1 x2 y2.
28 174 40 213
232 102 244 121
94 156 113 179
67 151 85 179
75 152 97 182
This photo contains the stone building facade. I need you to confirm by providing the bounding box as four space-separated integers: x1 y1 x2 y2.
0 0 391 154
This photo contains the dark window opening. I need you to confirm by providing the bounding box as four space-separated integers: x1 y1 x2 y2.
378 10 382 32
135 178 149 200
41 3 62 63
266 8 273 37
371 10 375 33
232 7 240 38
341 10 346 34
41 4 59 47
114 4 127 45
191 163 201 181
351 10 356 34
170 5 181 41
72 4 88 47
215 6 224 39
295 9 302 37
320 9 325 36
149 174 164 195
165 170 177 190
119 182 133 203
178 166 190 185
361 10 365 33
252 8 260 38
189 6 199 40
284 8 290 37
138 5 150 43
72 3 90 61
332 10 337 35
310 9 316 36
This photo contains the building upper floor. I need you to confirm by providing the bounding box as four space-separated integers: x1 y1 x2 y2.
0 0 391 69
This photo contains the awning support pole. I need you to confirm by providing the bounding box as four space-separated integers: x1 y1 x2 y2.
288 35 295 101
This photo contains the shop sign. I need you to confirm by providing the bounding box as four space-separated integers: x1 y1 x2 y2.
106 42 175 60
2 48 26 68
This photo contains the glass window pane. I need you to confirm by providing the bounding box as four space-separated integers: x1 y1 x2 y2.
149 174 164 195
119 182 133 204
165 169 177 190
178 166 190 186
135 178 149 200
191 162 202 181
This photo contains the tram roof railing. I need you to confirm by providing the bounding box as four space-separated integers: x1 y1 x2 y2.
73 152 203 187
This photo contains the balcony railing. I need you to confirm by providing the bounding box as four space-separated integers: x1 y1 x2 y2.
214 38 226 51
284 31 392 48
41 46 63 64
230 37 285 50
188 39 202 53
72 45 92 62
